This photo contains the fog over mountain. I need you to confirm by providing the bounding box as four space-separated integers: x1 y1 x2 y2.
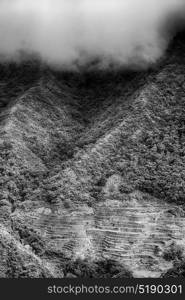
0 0 185 68
1 0 185 280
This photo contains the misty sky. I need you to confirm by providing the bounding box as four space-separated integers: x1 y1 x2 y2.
0 0 185 69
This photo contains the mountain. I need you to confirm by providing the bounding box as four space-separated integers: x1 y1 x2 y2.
0 32 185 278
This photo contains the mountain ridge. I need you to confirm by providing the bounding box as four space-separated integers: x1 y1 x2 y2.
0 32 185 278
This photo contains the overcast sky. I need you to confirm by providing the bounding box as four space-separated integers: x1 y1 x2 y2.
0 0 185 69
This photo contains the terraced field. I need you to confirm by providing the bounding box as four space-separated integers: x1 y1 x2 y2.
11 191 185 277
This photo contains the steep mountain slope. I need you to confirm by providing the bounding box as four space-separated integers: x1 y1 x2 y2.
0 33 185 278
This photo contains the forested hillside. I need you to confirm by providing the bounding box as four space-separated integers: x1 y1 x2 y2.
0 32 185 278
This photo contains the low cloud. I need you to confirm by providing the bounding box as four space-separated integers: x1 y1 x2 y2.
0 0 185 69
